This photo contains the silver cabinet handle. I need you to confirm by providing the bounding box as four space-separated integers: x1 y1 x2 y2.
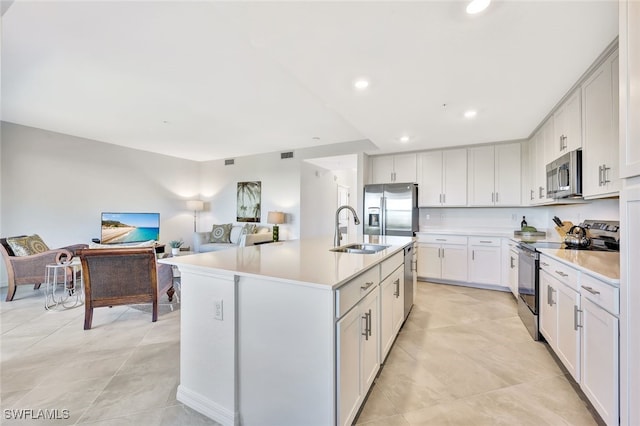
492 192 495 203
530 189 534 201
560 135 563 151
442 193 446 204
495 192 499 203
549 286 556 306
393 279 400 298
510 257 515 268
362 313 369 340
581 285 601 295
541 262 549 267
574 305 582 330
555 270 568 278
360 281 374 291
472 250 475 261
367 309 372 337
602 164 611 184
547 285 552 306
539 186 544 199
598 165 603 186
479 240 492 244
436 238 446 241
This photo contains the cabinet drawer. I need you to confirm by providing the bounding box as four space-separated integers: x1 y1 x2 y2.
581 273 619 315
336 267 380 318
381 251 403 281
468 237 501 247
539 255 579 291
419 234 468 245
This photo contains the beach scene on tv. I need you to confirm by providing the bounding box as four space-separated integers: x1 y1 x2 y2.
101 212 160 244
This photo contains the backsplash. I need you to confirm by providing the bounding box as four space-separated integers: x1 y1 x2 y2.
419 198 620 233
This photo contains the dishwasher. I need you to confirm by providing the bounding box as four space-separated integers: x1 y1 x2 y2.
403 244 415 320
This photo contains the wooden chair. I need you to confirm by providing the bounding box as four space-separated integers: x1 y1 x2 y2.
77 247 173 330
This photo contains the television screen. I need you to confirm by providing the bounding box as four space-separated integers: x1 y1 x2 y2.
100 212 160 244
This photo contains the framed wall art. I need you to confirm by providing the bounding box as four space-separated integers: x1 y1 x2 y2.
237 181 261 222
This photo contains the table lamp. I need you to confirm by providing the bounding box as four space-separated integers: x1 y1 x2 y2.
267 211 285 242
186 200 205 232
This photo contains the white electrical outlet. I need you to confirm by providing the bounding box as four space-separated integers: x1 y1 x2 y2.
512 213 517 221
214 299 223 320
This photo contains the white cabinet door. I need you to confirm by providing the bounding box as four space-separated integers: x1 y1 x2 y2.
539 270 558 346
443 148 468 206
620 1 640 178
583 50 621 199
553 89 582 157
468 239 501 285
495 143 521 206
556 282 581 381
370 156 395 184
371 154 416 184
393 153 417 183
468 145 496 206
581 297 619 426
337 306 361 426
380 266 403 360
360 289 379 392
417 151 443 206
417 243 440 279
441 245 468 282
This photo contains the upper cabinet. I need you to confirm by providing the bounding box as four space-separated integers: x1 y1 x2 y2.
582 49 621 199
468 142 521 207
417 149 467 207
551 89 582 160
370 153 417 184
620 2 640 179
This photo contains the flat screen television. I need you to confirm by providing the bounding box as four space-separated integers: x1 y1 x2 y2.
100 212 160 244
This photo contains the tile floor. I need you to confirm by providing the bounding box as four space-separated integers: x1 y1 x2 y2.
1 281 601 425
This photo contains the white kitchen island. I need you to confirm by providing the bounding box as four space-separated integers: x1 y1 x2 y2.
159 235 413 426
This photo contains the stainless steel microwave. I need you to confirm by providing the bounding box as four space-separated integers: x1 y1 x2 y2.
546 150 582 199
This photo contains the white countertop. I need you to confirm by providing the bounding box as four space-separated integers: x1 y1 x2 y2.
538 248 620 285
159 235 413 290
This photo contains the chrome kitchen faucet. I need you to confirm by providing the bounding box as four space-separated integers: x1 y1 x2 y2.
334 205 360 247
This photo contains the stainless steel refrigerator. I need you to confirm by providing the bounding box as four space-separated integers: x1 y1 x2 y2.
363 183 418 236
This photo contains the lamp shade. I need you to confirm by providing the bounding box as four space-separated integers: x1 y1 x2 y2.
267 211 285 225
186 200 204 211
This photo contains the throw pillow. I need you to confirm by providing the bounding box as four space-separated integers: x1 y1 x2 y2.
210 224 232 243
7 234 50 256
243 224 257 234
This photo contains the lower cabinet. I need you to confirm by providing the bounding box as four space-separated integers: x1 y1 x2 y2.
581 296 619 426
468 237 501 285
417 235 468 282
380 264 404 360
337 287 379 426
539 254 620 425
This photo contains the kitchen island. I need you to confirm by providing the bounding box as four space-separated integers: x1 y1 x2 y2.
160 235 413 426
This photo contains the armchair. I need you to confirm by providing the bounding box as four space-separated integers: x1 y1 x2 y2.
77 247 174 330
0 236 88 302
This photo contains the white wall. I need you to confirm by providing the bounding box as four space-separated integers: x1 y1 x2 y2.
198 154 302 241
300 161 357 239
1 123 199 252
419 198 620 234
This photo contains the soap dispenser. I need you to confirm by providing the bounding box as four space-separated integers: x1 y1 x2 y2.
521 216 528 229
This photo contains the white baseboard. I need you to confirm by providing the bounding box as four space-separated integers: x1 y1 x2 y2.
176 385 238 426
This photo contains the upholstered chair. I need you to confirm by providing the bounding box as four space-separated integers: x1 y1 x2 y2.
0 235 88 302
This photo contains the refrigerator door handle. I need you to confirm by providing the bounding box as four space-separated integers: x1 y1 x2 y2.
380 196 386 236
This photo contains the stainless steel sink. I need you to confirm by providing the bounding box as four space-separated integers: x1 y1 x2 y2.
330 243 390 254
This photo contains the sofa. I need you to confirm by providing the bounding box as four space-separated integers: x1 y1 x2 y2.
193 223 273 253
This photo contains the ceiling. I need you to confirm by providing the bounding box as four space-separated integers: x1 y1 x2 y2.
1 1 618 162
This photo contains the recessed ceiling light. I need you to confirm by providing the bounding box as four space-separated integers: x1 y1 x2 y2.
464 110 477 119
466 0 491 14
354 79 370 90
400 135 410 143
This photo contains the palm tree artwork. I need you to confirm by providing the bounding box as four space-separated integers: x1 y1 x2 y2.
237 181 261 222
